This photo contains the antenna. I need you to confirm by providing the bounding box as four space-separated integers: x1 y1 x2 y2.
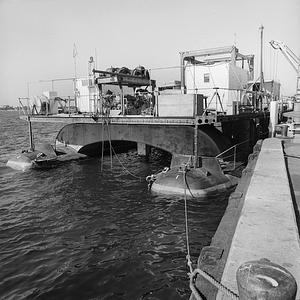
259 25 264 93
73 43 78 109
73 43 78 79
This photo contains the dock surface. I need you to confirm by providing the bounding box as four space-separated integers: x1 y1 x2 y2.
217 138 300 299
284 135 300 225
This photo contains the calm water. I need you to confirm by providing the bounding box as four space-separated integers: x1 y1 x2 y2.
0 111 229 300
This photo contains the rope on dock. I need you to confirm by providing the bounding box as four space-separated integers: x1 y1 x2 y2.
182 165 239 299
189 268 239 300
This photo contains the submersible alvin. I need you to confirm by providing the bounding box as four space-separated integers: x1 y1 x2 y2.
147 157 238 198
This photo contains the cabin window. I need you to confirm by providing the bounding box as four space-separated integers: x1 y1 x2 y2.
204 73 210 83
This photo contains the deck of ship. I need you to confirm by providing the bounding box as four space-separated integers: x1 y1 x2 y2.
20 111 269 126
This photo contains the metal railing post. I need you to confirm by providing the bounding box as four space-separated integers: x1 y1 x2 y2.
194 120 198 168
27 116 34 151
68 96 71 117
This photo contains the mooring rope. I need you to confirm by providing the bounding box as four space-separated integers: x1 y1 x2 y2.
104 119 142 181
182 166 203 300
184 170 196 199
190 268 239 300
105 116 113 170
182 166 239 300
183 166 192 271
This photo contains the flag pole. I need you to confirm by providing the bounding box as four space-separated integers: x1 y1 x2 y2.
259 25 264 94
73 43 78 111
73 43 78 78
74 55 77 79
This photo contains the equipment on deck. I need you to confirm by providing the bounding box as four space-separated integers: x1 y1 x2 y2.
93 66 156 116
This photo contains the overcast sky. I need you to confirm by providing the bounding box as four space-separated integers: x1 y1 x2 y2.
0 0 299 105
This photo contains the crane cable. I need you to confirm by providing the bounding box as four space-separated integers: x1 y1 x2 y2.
97 105 143 180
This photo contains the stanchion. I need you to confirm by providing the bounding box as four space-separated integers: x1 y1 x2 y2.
27 116 34 151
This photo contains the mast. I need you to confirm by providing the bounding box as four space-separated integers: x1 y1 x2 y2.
73 43 78 79
259 25 264 93
73 43 78 110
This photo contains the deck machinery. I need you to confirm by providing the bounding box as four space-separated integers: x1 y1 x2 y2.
93 67 156 116
270 40 300 102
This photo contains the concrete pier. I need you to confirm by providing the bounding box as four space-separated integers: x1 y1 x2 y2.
192 138 300 299
284 135 300 227
217 138 300 299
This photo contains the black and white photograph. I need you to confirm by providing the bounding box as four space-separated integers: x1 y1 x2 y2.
0 0 300 299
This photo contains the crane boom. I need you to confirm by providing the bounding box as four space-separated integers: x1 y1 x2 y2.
270 40 300 101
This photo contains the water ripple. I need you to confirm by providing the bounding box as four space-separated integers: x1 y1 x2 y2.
0 111 229 299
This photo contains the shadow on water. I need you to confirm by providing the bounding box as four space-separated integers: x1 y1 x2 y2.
0 112 231 300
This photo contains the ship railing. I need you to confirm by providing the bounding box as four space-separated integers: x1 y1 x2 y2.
159 86 256 118
18 97 30 117
215 139 249 171
216 144 238 171
19 85 258 119
18 95 79 117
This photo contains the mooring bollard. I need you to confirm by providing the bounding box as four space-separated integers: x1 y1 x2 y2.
281 124 289 137
236 259 297 300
